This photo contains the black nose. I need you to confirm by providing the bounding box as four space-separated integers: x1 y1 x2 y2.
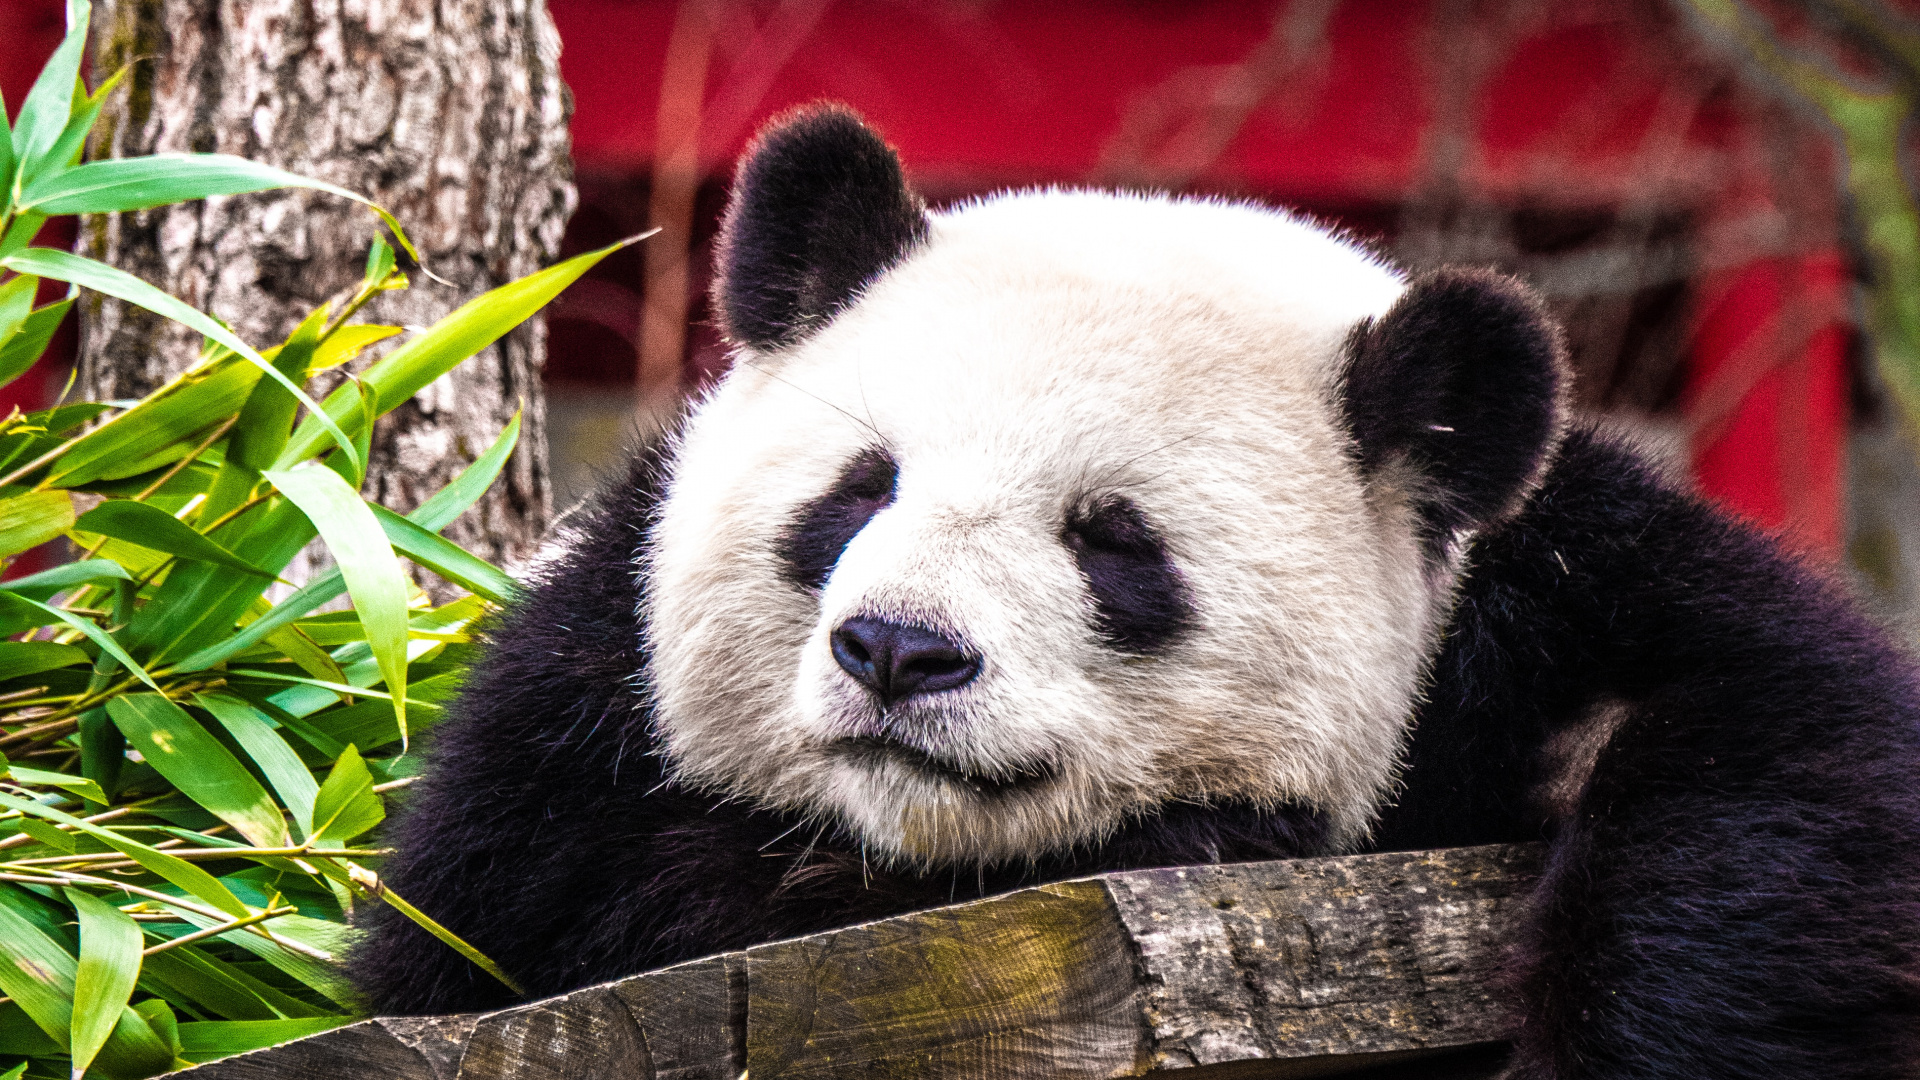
831 617 979 706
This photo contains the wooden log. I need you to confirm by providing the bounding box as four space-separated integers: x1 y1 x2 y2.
168 843 1543 1080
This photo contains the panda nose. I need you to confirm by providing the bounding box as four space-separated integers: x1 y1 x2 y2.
831 616 979 707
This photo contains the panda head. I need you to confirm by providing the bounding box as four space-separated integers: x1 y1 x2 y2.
643 105 1568 868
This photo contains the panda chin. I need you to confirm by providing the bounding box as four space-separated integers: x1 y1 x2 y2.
831 734 1058 798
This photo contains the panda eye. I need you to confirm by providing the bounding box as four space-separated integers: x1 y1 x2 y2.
776 448 899 590
1062 496 1193 654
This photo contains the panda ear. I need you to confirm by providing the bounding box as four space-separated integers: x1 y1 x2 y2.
1338 268 1570 539
712 104 930 350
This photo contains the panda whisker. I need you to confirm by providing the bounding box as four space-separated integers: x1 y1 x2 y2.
1088 429 1206 491
737 357 883 441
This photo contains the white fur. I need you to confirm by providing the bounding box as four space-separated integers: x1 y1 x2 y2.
643 190 1444 866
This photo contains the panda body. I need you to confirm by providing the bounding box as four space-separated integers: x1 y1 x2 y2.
353 108 1920 1077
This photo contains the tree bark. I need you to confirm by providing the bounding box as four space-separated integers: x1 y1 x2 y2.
78 0 575 573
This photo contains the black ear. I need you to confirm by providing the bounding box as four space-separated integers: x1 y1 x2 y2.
712 104 930 350
1339 268 1569 541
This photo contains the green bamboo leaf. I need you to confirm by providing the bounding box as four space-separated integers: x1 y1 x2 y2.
165 907 354 1007
132 998 180 1061
0 297 73 391
310 324 401 372
0 591 157 690
276 235 641 465
0 274 34 344
140 943 330 1021
16 153 424 263
413 410 525 531
0 89 14 222
124 498 315 666
9 0 87 179
363 235 397 287
263 466 410 743
68 889 143 1079
2 1060 28 1080
194 692 320 840
0 212 47 260
74 501 272 578
42 351 260 487
0 639 88 680
170 411 522 674
107 694 290 848
0 896 76 1045
176 1017 352 1061
37 64 132 180
371 503 518 603
309 745 383 845
0 248 362 478
309 858 523 996
0 791 250 918
0 489 73 556
6 763 106 805
3 558 133 599
15 814 77 852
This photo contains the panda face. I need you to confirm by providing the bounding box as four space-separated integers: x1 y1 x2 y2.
642 190 1448 866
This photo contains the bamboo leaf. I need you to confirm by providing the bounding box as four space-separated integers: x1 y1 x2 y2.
194 692 320 839
0 297 73 391
6 763 106 805
263 466 410 743
68 889 143 1079
309 324 401 372
0 274 34 345
9 0 86 178
277 236 640 465
75 500 273 578
107 694 290 848
42 351 260 487
0 248 363 478
4 558 134 598
0 640 88 681
172 411 523 673
0 590 157 690
38 65 131 178
140 944 328 1022
16 154 423 263
371 503 519 603
414 410 526 531
176 1017 352 1061
0 489 73 556
0 791 250 918
0 896 76 1045
309 745 382 845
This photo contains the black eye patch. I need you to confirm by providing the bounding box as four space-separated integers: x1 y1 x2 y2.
1063 495 1192 654
776 447 899 590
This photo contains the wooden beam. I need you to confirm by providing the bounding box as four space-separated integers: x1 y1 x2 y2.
169 843 1543 1080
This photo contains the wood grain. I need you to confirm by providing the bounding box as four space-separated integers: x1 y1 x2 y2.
168 843 1542 1079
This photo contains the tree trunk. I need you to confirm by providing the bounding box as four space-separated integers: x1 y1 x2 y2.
77 0 575 575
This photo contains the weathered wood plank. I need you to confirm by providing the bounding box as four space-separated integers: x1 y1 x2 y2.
167 843 1542 1080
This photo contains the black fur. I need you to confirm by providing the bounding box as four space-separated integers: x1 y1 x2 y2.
1340 268 1567 545
353 112 1920 1075
1369 430 1920 1078
712 104 929 349
354 427 1920 1080
350 444 1324 1016
1064 494 1193 654
775 446 897 590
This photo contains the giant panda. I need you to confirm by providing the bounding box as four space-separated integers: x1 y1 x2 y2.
350 106 1920 1076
